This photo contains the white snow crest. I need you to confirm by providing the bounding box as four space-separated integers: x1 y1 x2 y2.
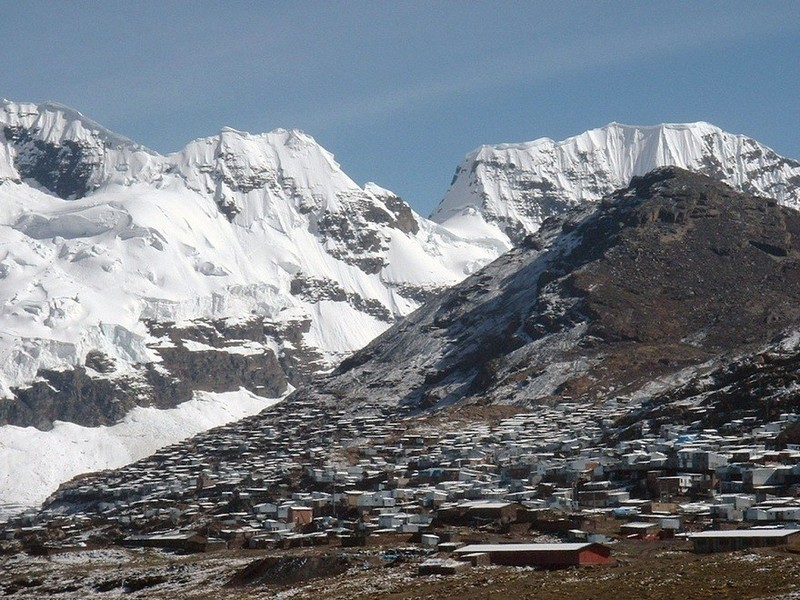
433 122 800 242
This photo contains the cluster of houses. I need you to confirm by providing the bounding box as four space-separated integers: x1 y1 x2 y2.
2 395 800 563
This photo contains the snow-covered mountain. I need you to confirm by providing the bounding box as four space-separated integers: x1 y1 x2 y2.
5 107 798 409
0 100 500 401
0 99 499 509
3 100 800 512
433 122 800 246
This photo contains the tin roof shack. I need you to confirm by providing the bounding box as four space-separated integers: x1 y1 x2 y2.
620 521 661 539
454 543 612 568
123 531 223 553
688 529 800 553
577 482 629 508
524 509 589 534
418 558 470 575
437 501 520 526
466 502 520 524
288 507 313 528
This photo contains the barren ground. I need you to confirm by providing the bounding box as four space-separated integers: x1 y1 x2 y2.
3 538 800 599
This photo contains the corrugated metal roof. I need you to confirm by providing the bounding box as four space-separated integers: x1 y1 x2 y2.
621 522 659 529
688 529 800 539
458 501 514 509
454 543 595 553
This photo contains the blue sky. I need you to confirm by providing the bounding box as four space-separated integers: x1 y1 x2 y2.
1 1 798 215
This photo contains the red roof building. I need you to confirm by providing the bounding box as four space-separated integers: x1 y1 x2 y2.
453 542 612 567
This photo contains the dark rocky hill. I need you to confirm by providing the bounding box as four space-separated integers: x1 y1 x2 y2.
298 167 800 415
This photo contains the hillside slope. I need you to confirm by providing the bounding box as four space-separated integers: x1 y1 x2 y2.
300 167 800 414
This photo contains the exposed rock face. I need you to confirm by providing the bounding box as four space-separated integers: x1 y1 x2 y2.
522 168 800 362
0 316 324 429
0 100 153 195
313 188 421 276
3 125 96 199
296 168 800 414
1 363 191 430
290 274 393 321
147 316 326 391
612 330 800 441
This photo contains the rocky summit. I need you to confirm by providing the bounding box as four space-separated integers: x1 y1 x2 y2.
301 167 800 414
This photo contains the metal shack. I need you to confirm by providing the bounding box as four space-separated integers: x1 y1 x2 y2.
437 501 520 525
453 543 612 567
620 521 661 539
288 506 313 527
688 529 800 553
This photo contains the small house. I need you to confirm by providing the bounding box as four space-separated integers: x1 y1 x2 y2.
688 529 800 553
453 542 612 567
620 521 661 539
288 506 313 527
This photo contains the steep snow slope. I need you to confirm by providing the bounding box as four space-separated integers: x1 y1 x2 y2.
0 388 284 513
0 100 498 397
433 122 800 246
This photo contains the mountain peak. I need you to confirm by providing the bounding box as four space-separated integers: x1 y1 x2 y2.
212 126 315 146
433 122 800 247
603 120 719 131
0 99 159 198
1 99 147 151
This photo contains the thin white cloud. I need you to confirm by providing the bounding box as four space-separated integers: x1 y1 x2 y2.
288 5 796 132
7 1 793 152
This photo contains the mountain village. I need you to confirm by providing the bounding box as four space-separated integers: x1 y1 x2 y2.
1 1 799 593
4 390 800 575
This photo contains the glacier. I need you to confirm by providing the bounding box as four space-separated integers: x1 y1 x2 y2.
0 100 499 394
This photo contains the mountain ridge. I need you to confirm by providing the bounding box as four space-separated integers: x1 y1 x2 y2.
3 99 800 512
433 121 800 246
299 167 800 416
0 100 499 399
